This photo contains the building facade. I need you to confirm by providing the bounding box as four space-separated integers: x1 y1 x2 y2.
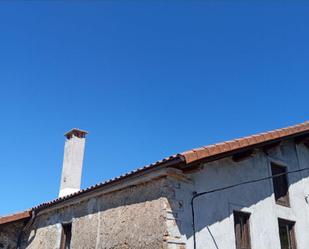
0 121 309 249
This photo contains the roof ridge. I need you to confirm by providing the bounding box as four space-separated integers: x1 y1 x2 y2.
181 120 309 163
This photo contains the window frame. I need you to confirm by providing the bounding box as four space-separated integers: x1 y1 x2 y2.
278 218 297 249
271 162 290 207
60 222 72 249
233 211 251 249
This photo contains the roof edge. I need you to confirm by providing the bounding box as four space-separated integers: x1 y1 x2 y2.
181 121 309 165
0 210 31 225
32 155 185 211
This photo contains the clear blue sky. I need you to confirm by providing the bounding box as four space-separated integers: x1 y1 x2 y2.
0 1 308 215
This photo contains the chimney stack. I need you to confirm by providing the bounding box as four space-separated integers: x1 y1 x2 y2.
59 128 88 197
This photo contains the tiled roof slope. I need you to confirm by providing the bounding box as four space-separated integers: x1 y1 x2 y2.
33 155 182 210
0 121 308 225
0 210 30 225
182 121 309 164
0 155 183 225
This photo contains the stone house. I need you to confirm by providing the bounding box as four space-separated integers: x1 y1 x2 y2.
1 121 309 249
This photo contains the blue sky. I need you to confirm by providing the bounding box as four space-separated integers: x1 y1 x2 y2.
0 1 308 215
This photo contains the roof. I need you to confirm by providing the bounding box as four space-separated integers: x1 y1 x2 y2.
0 121 308 225
182 121 309 164
33 154 183 210
0 211 30 225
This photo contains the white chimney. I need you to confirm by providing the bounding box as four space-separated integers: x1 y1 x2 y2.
59 128 88 197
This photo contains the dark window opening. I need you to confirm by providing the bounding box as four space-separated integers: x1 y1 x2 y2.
234 211 251 249
271 163 290 206
278 219 296 249
60 223 72 249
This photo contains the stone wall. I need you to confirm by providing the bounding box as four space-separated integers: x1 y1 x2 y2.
0 221 24 249
19 177 175 249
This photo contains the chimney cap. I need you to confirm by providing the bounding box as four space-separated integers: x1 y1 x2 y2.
64 128 88 139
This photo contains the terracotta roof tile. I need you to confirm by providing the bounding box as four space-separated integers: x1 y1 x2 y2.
194 147 209 159
0 211 30 225
214 143 228 152
261 132 271 140
182 121 309 163
182 150 198 163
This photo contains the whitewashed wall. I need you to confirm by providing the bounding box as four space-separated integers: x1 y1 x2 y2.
176 140 309 249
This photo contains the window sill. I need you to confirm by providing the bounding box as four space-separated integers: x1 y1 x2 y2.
276 201 290 208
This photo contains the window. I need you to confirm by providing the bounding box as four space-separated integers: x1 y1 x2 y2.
278 219 296 249
271 163 290 206
234 211 251 249
60 223 72 249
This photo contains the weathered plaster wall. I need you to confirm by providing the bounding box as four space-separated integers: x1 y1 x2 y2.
175 140 309 249
20 177 173 249
0 221 24 249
